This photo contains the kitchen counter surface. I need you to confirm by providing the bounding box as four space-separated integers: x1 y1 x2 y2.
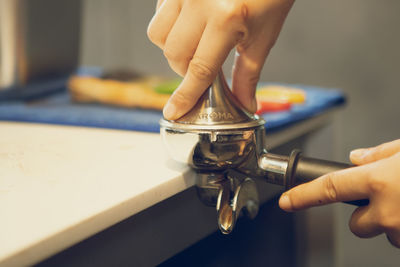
0 122 191 267
0 113 334 266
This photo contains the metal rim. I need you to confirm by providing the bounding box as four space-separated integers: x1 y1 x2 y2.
159 118 265 131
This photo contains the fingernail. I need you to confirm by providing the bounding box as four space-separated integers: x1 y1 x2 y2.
350 148 367 160
163 102 176 120
279 193 293 212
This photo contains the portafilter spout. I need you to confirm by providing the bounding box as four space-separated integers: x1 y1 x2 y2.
160 70 369 234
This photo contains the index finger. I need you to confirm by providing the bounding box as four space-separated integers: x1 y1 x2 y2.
279 165 371 212
162 22 243 120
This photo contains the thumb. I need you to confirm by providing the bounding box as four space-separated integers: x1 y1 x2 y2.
350 139 400 165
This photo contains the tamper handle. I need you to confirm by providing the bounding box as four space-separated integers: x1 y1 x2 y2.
286 150 369 207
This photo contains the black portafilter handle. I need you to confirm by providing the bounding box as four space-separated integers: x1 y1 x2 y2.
285 150 369 207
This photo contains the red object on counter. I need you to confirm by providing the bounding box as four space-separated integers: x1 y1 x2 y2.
256 99 291 115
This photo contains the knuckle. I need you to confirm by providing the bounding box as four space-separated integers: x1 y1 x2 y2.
171 89 192 109
167 60 186 77
245 72 261 88
163 48 180 62
376 209 399 231
348 220 363 238
147 25 159 45
163 47 191 76
218 1 248 24
377 140 395 152
172 65 187 77
366 174 387 194
322 174 339 202
214 1 249 39
188 58 216 82
366 139 400 161
378 218 395 232
348 211 373 238
349 214 364 237
368 146 383 160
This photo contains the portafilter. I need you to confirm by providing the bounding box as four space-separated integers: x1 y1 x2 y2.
160 70 368 234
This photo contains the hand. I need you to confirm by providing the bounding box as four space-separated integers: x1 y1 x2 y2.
279 139 400 248
147 0 294 120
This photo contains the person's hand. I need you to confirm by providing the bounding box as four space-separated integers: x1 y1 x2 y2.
279 139 400 248
147 0 294 120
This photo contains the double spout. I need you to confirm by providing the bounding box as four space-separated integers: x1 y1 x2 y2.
196 171 259 234
160 70 368 234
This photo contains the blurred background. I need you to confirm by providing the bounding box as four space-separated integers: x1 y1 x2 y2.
81 0 400 158
80 0 400 266
1 0 399 266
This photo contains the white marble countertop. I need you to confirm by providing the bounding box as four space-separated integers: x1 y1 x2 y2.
0 122 193 267
0 112 334 266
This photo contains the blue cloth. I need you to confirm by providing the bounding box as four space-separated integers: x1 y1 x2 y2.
0 85 345 133
0 67 345 133
261 85 345 131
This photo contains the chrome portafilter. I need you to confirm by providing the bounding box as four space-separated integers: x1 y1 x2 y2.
160 70 368 234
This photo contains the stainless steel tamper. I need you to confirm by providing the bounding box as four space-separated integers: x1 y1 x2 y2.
160 71 368 234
